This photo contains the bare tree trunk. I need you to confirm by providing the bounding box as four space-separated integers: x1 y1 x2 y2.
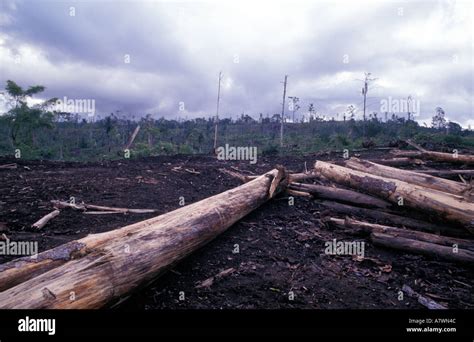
392 142 474 165
0 168 287 308
289 182 391 208
314 161 474 233
371 232 474 264
344 158 471 197
318 200 468 237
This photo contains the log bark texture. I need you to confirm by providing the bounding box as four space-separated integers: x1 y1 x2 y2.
342 217 474 251
314 161 474 233
371 232 474 264
391 148 474 165
344 158 471 197
289 182 391 208
0 168 286 308
318 200 468 237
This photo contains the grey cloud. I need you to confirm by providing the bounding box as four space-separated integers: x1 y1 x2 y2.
0 0 472 126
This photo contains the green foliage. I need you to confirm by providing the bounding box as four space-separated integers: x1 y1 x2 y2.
1 80 472 161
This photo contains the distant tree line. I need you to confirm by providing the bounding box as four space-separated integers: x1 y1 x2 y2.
0 80 472 161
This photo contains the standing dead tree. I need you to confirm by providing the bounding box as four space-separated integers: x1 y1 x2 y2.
124 125 141 150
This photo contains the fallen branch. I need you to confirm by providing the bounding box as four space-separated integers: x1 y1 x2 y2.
83 211 128 215
0 168 287 308
0 163 17 169
51 200 85 211
341 217 474 251
402 284 447 310
184 168 200 175
195 267 235 289
31 210 61 229
370 158 425 167
84 204 156 214
286 189 312 198
51 200 157 214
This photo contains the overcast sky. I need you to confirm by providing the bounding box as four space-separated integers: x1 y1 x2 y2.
0 0 472 126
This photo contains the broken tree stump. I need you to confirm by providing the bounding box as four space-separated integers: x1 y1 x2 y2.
0 168 287 308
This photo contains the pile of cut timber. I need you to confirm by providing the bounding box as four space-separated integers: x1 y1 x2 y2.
309 148 474 264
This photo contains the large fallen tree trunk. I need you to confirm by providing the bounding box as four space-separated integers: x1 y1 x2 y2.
0 168 287 307
289 182 391 208
343 158 471 198
314 161 474 233
317 200 468 237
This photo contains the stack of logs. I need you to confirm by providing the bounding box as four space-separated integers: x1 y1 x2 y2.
295 144 474 265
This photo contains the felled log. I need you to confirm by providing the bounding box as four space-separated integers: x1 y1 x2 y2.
289 182 391 209
314 161 474 233
219 168 318 184
414 169 474 177
286 189 312 198
371 158 425 167
287 172 319 183
344 158 471 197
317 200 468 237
371 232 474 264
341 217 474 251
31 210 61 229
392 141 474 165
0 168 287 308
402 284 447 310
84 204 156 214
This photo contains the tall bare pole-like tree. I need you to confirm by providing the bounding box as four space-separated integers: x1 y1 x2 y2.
360 72 376 121
407 95 412 121
280 75 288 148
213 71 222 152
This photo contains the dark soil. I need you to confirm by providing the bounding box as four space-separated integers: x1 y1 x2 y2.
0 150 472 309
